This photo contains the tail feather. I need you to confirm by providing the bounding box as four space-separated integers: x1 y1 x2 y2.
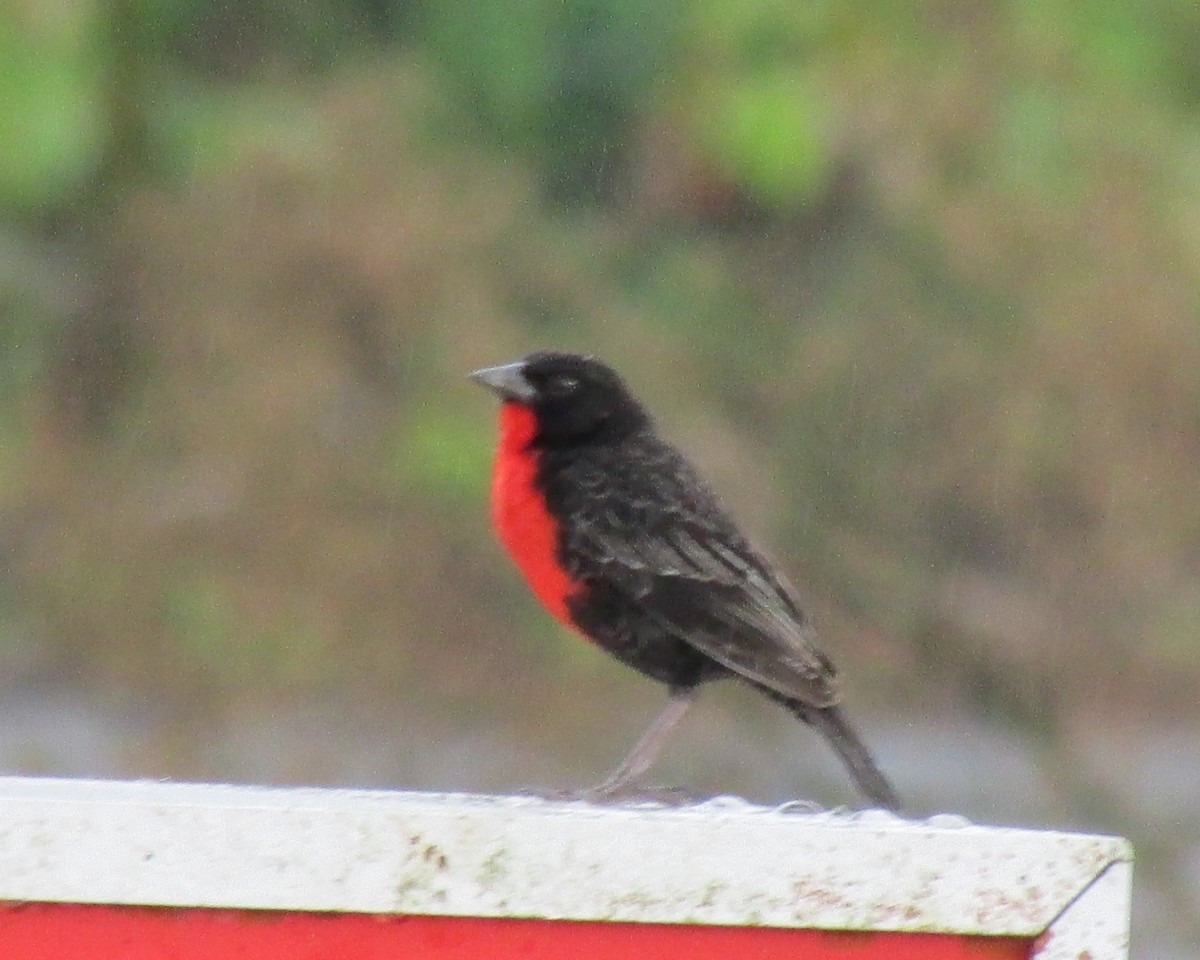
758 685 901 811
803 704 901 811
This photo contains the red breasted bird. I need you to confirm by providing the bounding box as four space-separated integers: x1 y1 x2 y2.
470 350 900 810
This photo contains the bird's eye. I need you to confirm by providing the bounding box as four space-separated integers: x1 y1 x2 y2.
550 375 579 394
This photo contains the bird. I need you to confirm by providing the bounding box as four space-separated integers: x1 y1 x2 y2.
469 349 900 810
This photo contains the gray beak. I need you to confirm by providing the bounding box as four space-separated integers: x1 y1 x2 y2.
468 360 537 403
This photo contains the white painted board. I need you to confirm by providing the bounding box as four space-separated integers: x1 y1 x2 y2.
0 776 1130 950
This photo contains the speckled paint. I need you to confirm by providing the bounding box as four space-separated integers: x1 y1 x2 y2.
0 777 1131 958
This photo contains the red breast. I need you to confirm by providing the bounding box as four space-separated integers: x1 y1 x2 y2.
491 402 583 628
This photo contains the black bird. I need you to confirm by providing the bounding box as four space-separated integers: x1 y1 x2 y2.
471 350 900 810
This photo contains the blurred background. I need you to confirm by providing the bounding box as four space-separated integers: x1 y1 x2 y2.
1 0 1197 955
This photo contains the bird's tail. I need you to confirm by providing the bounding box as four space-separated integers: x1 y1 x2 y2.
766 691 901 811
804 704 902 811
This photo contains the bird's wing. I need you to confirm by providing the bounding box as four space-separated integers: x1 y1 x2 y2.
563 452 840 707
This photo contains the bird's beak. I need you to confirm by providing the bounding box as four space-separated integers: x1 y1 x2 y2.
468 360 537 403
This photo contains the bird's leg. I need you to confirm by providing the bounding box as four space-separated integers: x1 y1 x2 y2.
592 686 698 795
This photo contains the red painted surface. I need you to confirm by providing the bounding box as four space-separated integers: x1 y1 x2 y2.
0 903 1031 960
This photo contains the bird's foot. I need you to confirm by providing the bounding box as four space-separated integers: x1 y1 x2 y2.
516 783 704 806
587 783 703 806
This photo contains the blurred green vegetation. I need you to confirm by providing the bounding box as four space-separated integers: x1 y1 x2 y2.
1 0 1199 950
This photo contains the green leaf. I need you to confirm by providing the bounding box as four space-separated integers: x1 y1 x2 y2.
0 16 105 209
700 66 831 206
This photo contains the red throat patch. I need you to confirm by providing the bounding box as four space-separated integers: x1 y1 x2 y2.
491 402 583 628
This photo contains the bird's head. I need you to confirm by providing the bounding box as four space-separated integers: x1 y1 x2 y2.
469 351 650 445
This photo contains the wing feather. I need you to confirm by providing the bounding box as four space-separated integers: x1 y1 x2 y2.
560 448 839 707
